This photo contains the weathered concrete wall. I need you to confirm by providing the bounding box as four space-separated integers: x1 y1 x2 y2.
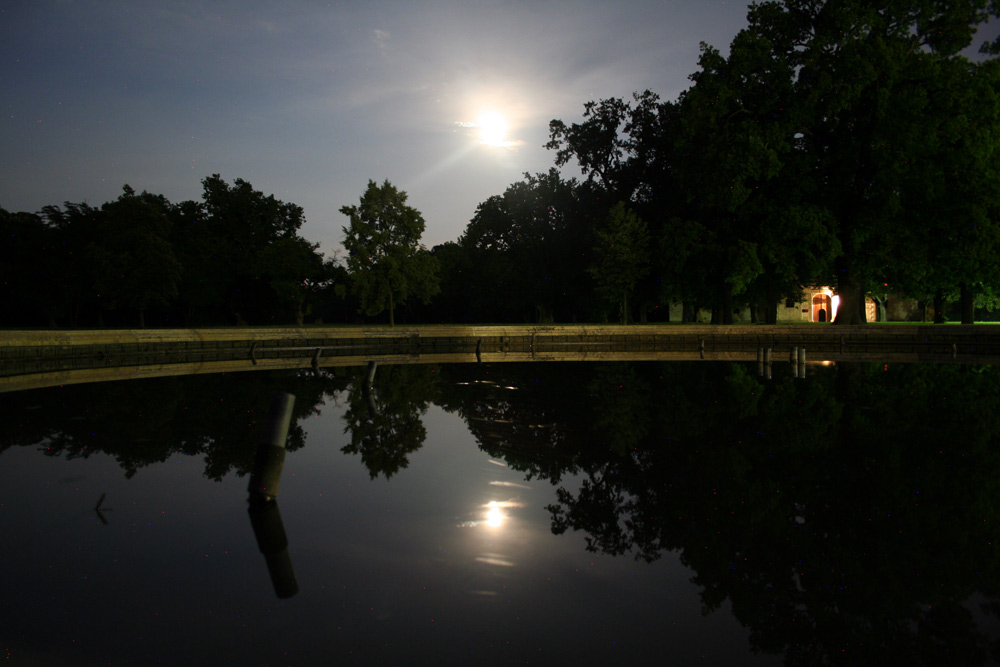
4 324 1000 354
3 324 999 393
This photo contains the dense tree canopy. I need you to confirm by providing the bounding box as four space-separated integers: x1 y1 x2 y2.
589 202 650 324
728 0 1000 323
0 176 343 328
450 169 592 322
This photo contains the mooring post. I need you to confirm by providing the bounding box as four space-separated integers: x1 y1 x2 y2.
247 391 298 598
248 392 295 501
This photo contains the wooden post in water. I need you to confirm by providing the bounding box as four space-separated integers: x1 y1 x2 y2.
248 393 295 501
247 392 298 599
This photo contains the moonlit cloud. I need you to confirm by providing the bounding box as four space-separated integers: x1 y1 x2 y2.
489 481 531 489
373 28 391 49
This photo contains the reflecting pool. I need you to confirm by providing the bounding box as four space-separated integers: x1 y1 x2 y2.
2 361 1000 665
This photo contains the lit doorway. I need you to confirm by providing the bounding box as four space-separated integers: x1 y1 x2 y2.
812 294 832 322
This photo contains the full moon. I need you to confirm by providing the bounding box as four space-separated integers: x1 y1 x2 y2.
476 111 509 147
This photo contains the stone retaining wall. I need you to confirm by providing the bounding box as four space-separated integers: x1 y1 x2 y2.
4 323 999 353
3 324 999 389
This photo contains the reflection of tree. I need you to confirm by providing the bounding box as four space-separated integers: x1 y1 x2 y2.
542 363 1000 666
339 365 438 479
437 363 597 484
0 369 349 480
587 363 651 454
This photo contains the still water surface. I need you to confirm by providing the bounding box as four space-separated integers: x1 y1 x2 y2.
2 361 999 665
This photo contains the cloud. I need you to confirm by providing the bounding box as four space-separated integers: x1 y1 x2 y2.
373 28 391 49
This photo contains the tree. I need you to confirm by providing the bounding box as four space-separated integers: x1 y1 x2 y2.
731 0 1000 324
257 236 331 326
340 364 437 479
198 174 309 324
459 170 591 322
0 208 61 326
547 92 720 322
892 57 1000 323
547 90 680 208
340 179 439 326
588 202 650 323
677 34 839 323
38 200 111 327
93 186 182 328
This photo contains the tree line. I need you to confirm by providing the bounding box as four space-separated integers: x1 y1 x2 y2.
0 176 352 328
5 1 1000 328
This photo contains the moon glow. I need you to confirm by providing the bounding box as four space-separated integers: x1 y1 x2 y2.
476 111 510 147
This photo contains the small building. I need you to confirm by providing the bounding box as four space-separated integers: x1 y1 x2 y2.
780 287 924 323
659 287 925 323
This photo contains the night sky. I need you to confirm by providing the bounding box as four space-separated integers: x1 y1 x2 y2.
2 2 997 257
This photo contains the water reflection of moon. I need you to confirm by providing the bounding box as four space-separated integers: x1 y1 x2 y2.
486 501 504 527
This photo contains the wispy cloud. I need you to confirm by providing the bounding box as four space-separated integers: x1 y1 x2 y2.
372 28 391 49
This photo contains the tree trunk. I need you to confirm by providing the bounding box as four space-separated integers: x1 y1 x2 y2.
763 300 778 325
683 301 696 323
138 309 146 329
934 289 946 324
621 291 629 325
763 278 780 325
960 283 975 324
872 296 887 322
833 257 865 325
721 283 734 325
388 291 395 327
